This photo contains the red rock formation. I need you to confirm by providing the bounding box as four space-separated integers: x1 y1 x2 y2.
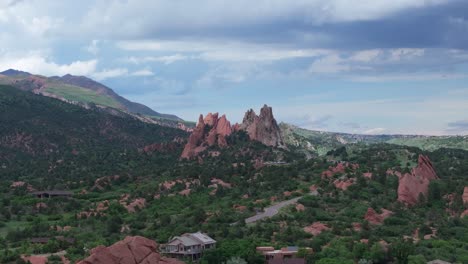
233 204 247 211
463 186 468 204
181 113 232 159
397 155 438 205
92 175 120 191
304 222 330 236
309 185 318 192
22 256 48 264
77 200 110 219
77 236 184 264
333 178 355 190
352 222 362 232
461 210 468 218
364 208 393 225
322 162 359 178
239 105 284 147
126 198 146 213
36 202 48 209
295 203 305 212
139 142 178 154
363 172 373 179
179 189 191 196
11 181 35 192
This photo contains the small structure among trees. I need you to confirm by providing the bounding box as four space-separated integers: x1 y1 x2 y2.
31 190 73 199
160 231 216 261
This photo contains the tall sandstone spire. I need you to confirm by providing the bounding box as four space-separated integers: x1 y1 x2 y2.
239 104 285 148
180 113 232 159
397 155 438 205
180 105 285 159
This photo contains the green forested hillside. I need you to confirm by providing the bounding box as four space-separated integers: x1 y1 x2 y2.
281 123 468 156
0 86 468 264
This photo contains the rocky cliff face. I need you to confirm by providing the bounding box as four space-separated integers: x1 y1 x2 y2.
77 236 184 264
239 105 285 148
364 208 393 225
180 113 232 159
180 105 284 159
397 155 439 205
463 186 468 205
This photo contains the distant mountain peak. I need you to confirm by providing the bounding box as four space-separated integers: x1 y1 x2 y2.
0 69 31 77
1 69 183 122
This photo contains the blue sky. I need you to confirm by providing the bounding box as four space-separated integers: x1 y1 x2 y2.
1 0 468 135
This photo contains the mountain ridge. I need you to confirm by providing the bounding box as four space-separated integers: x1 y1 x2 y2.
0 69 183 122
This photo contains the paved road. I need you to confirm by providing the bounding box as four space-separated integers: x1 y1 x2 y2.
245 190 318 224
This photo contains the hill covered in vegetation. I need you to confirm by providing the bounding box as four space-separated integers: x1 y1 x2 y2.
0 86 467 264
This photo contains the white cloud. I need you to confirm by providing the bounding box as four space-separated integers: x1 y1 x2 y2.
350 73 468 82
91 68 128 81
85 40 100 55
364 128 387 135
389 48 425 61
309 54 350 73
350 49 382 62
118 40 331 62
131 69 154 76
123 54 189 65
80 0 448 38
0 53 98 76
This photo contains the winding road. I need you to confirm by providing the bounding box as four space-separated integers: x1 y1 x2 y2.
245 190 318 224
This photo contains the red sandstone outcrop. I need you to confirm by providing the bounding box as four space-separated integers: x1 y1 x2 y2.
77 200 110 219
125 198 146 213
322 162 359 178
238 105 284 147
210 178 232 188
92 175 120 191
463 186 468 204
352 222 362 232
119 194 146 213
11 181 35 192
397 155 438 205
179 189 191 196
364 208 393 225
22 255 48 264
233 204 247 211
333 178 355 190
36 202 48 209
181 105 285 159
304 222 330 236
461 210 468 218
363 172 373 179
139 142 178 154
295 203 305 212
181 113 232 159
77 236 184 264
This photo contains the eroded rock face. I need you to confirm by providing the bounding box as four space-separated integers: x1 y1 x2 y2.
463 186 468 204
321 162 359 178
303 222 330 236
77 236 184 264
181 113 232 159
239 105 284 148
397 155 438 205
364 208 393 225
181 105 284 159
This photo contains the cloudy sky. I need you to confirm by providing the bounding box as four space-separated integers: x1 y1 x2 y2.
1 0 468 135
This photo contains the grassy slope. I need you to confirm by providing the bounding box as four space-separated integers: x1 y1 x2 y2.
387 136 468 151
44 83 123 109
283 123 468 153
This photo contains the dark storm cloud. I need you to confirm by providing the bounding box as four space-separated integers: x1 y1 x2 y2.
314 0 468 50
137 1 468 50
